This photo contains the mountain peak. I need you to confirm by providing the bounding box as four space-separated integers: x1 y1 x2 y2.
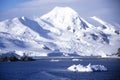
52 6 77 14
41 6 78 19
0 7 120 57
41 7 87 30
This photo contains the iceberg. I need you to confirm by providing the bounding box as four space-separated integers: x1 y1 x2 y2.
67 63 107 72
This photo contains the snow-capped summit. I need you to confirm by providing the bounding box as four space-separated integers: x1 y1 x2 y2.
41 6 92 31
41 7 78 19
0 7 120 57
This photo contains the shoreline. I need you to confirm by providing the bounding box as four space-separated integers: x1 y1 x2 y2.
33 56 120 60
0 56 120 62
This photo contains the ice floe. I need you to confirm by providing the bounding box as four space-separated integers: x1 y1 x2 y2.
67 63 107 72
50 59 60 62
72 58 82 61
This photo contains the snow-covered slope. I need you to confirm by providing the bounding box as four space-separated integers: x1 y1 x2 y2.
0 7 120 57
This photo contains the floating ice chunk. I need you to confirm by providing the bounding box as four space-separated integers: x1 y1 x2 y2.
67 64 107 72
72 58 82 61
72 59 78 61
67 65 77 72
77 64 93 72
50 59 60 62
91 65 107 71
67 64 92 72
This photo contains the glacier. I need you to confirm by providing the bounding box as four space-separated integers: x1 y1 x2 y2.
0 7 120 57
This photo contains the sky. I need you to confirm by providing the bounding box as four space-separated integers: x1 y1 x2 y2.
0 0 120 23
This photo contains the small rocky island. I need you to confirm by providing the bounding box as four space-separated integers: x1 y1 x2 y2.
0 52 35 62
0 56 35 62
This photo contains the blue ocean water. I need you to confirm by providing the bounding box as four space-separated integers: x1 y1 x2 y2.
0 59 120 80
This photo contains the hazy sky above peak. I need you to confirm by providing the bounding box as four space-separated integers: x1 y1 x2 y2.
0 0 120 23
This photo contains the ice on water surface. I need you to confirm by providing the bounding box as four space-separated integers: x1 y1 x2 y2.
67 63 107 72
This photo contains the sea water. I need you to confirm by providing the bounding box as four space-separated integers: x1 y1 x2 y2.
0 59 120 80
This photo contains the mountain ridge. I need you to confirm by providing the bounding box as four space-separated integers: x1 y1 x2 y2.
0 7 120 57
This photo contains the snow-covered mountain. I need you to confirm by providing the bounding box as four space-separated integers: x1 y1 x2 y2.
0 7 120 57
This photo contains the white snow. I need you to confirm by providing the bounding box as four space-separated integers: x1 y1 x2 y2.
91 16 106 25
0 6 120 57
67 64 107 72
91 16 116 34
